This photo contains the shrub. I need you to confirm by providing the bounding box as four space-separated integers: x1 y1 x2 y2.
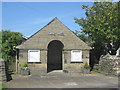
84 62 89 67
22 61 28 67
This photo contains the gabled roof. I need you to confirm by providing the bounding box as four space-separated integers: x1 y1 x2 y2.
16 17 91 50
26 17 58 40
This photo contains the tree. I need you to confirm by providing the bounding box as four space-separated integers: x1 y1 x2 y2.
74 1 120 64
73 30 92 46
1 30 23 62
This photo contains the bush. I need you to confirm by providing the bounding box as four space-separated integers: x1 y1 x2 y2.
20 61 30 75
22 61 28 67
84 62 89 67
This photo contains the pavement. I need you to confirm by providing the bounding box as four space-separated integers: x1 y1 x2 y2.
6 71 119 89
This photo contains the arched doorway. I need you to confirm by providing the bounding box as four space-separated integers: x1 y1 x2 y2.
47 40 64 73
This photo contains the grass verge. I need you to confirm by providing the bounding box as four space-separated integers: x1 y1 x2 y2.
0 82 7 90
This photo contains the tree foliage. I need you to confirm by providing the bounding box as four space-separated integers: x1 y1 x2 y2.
73 30 92 46
74 2 120 63
1 30 23 62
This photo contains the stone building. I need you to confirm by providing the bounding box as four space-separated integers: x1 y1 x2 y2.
116 47 120 56
16 17 91 75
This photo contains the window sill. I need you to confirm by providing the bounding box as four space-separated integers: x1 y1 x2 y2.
70 62 83 63
27 62 41 64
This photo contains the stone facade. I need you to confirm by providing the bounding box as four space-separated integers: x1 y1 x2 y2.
116 47 120 56
99 54 120 76
0 59 6 82
16 17 91 75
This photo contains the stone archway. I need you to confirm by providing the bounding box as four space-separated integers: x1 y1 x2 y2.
47 40 64 73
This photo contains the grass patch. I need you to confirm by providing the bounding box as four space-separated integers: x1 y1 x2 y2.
0 82 7 89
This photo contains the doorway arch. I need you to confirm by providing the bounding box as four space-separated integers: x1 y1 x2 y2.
47 40 64 73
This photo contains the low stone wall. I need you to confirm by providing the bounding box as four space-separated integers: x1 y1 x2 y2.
0 59 6 82
99 54 120 76
64 63 84 73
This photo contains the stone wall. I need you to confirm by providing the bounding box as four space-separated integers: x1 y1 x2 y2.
99 54 120 76
18 49 89 75
0 59 6 82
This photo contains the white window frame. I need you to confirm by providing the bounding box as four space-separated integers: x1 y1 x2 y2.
71 50 82 62
28 50 40 62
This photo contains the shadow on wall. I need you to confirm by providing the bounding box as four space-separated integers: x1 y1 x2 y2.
47 40 64 73
5 61 12 81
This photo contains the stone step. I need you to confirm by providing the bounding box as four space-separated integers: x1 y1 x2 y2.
47 70 65 75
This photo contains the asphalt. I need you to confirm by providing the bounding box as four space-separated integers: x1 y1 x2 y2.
6 71 119 89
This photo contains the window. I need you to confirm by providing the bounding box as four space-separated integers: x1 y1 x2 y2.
71 50 82 62
28 50 40 62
